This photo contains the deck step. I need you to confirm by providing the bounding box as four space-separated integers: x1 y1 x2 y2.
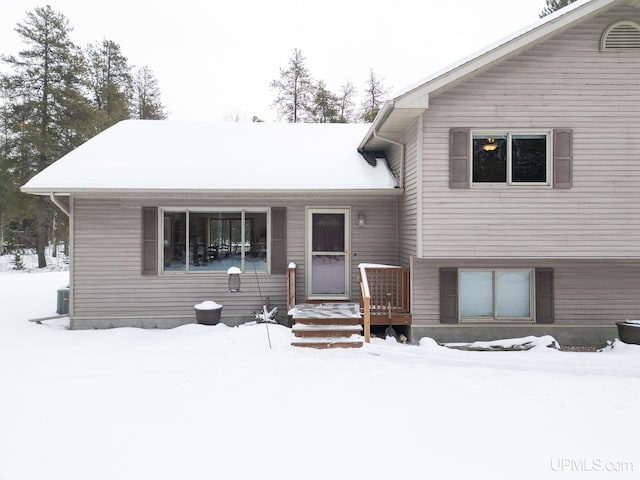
290 303 364 348
293 317 361 326
292 323 363 338
291 336 363 349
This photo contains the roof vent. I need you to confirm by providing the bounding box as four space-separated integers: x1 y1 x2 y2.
601 20 640 50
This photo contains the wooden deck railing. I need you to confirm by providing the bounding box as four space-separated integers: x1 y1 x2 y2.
360 268 371 343
359 264 410 342
287 263 296 326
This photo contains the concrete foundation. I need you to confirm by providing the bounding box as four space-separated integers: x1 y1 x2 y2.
69 314 255 329
410 325 618 348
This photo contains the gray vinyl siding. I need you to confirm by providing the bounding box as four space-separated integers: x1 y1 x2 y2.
70 194 398 328
412 258 640 326
420 5 640 259
387 123 418 266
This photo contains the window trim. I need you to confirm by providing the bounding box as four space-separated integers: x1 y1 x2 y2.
159 206 271 274
458 268 535 323
470 130 552 187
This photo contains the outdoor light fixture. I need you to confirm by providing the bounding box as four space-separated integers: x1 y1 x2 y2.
227 266 241 292
358 212 366 227
483 138 498 151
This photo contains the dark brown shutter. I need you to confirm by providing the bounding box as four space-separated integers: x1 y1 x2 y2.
141 207 158 275
553 129 573 189
439 268 459 323
535 268 554 324
271 207 287 274
450 128 470 189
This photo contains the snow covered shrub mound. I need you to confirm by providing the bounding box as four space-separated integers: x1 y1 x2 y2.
418 336 441 349
599 339 640 354
444 335 560 351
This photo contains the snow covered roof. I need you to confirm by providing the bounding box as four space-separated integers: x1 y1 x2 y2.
21 120 399 195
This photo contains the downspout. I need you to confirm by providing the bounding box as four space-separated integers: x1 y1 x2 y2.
50 192 72 328
372 129 405 190
49 193 70 217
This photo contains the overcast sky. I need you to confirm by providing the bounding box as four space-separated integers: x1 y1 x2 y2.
1 0 549 122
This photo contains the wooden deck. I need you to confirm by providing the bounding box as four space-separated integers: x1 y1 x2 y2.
286 264 412 347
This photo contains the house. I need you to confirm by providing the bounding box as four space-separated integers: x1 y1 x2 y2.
22 0 640 346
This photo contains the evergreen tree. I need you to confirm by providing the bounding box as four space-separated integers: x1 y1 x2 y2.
309 80 339 123
132 66 167 119
270 48 314 122
1 5 91 267
337 81 357 123
540 0 578 17
0 89 10 254
85 39 133 129
360 68 388 123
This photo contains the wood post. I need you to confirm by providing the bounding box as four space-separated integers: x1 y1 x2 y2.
287 264 296 327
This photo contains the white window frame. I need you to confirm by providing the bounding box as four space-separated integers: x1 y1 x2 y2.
470 130 552 187
159 206 270 274
458 268 535 323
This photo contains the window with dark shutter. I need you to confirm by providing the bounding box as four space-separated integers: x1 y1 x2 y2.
450 128 470 188
553 129 572 189
439 268 459 323
271 207 287 274
535 268 554 324
141 207 158 275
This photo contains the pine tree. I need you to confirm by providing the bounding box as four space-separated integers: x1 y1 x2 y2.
540 0 578 17
360 68 388 123
1 6 90 267
85 39 133 129
309 80 339 123
337 81 357 123
132 66 167 119
270 48 314 123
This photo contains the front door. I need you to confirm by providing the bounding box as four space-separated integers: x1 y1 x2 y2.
306 208 350 300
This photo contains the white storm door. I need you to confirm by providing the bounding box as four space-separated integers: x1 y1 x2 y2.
306 208 350 300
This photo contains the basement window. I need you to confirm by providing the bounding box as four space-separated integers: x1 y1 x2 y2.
459 269 534 322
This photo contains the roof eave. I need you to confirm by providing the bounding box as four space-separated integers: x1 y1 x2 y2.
357 100 396 152
21 187 404 197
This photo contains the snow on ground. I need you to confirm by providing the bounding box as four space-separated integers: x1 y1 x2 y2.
1 268 640 480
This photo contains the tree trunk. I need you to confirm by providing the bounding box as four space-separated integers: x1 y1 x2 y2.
36 224 47 268
0 211 4 255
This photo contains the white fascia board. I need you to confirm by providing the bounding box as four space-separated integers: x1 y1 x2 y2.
20 187 404 197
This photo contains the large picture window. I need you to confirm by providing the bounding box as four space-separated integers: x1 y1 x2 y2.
459 269 533 322
163 209 268 272
472 132 549 185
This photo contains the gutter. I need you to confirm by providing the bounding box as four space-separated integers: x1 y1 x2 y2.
49 193 70 217
357 100 406 189
357 100 395 152
24 187 403 197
